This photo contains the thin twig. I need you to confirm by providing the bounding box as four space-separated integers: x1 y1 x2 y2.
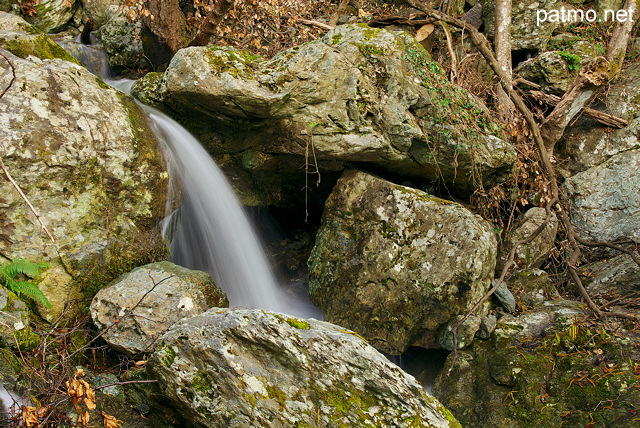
0 49 16 100
299 19 334 31
0 158 56 244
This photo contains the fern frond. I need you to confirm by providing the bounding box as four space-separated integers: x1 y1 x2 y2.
9 281 51 308
0 259 51 307
3 258 47 278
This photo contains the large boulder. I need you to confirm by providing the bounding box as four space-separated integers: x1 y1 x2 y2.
90 262 228 356
482 0 562 51
133 24 516 205
561 149 640 250
308 170 497 354
433 300 640 427
95 7 146 73
579 253 640 298
513 42 600 95
0 13 168 320
149 308 460 427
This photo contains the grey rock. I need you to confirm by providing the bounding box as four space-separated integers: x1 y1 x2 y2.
514 43 599 95
91 262 228 356
437 315 482 350
507 269 559 307
580 254 640 297
24 0 78 33
562 149 640 252
558 63 640 176
483 0 561 51
308 170 497 354
149 308 460 428
96 9 145 72
0 13 168 320
135 24 516 204
493 280 517 313
0 288 31 348
478 314 497 339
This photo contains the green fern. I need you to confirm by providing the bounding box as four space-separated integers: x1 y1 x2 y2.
0 258 50 307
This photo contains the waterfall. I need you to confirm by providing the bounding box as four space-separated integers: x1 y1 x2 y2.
61 44 321 318
142 106 318 317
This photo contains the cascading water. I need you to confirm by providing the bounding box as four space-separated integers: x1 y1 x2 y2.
145 107 318 316
64 41 320 318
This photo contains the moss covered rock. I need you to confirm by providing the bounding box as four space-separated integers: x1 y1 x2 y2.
148 307 461 427
0 14 168 320
433 300 640 427
308 170 497 354
134 24 515 205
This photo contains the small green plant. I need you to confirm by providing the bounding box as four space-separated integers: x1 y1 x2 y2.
557 51 582 72
0 258 50 307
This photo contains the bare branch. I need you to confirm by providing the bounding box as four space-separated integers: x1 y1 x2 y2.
0 49 16 100
0 158 56 244
299 19 334 31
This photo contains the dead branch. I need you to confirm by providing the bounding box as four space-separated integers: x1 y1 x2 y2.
0 158 56 244
299 19 334 31
0 49 16 100
329 0 351 27
368 13 434 27
528 90 629 129
540 56 611 152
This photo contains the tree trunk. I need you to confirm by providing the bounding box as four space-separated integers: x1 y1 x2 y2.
188 0 237 47
606 0 637 74
493 0 515 120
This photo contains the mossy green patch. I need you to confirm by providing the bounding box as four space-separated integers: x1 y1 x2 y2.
160 344 176 367
286 318 311 330
192 371 213 392
1 35 81 64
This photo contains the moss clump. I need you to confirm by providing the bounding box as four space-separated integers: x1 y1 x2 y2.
286 318 311 330
1 35 81 64
160 344 176 367
192 372 213 392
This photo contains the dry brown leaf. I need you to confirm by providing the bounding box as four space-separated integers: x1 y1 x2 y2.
21 406 39 427
102 412 122 428
78 409 91 426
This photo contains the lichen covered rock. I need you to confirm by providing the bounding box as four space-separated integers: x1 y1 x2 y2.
558 63 640 176
91 262 228 356
0 13 168 320
562 149 640 251
149 308 460 428
433 300 640 427
23 0 78 33
308 170 497 354
134 24 515 205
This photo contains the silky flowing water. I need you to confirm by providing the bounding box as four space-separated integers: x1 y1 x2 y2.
61 39 320 318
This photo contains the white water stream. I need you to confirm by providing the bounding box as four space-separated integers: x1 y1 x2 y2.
53 39 320 317
107 75 320 318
